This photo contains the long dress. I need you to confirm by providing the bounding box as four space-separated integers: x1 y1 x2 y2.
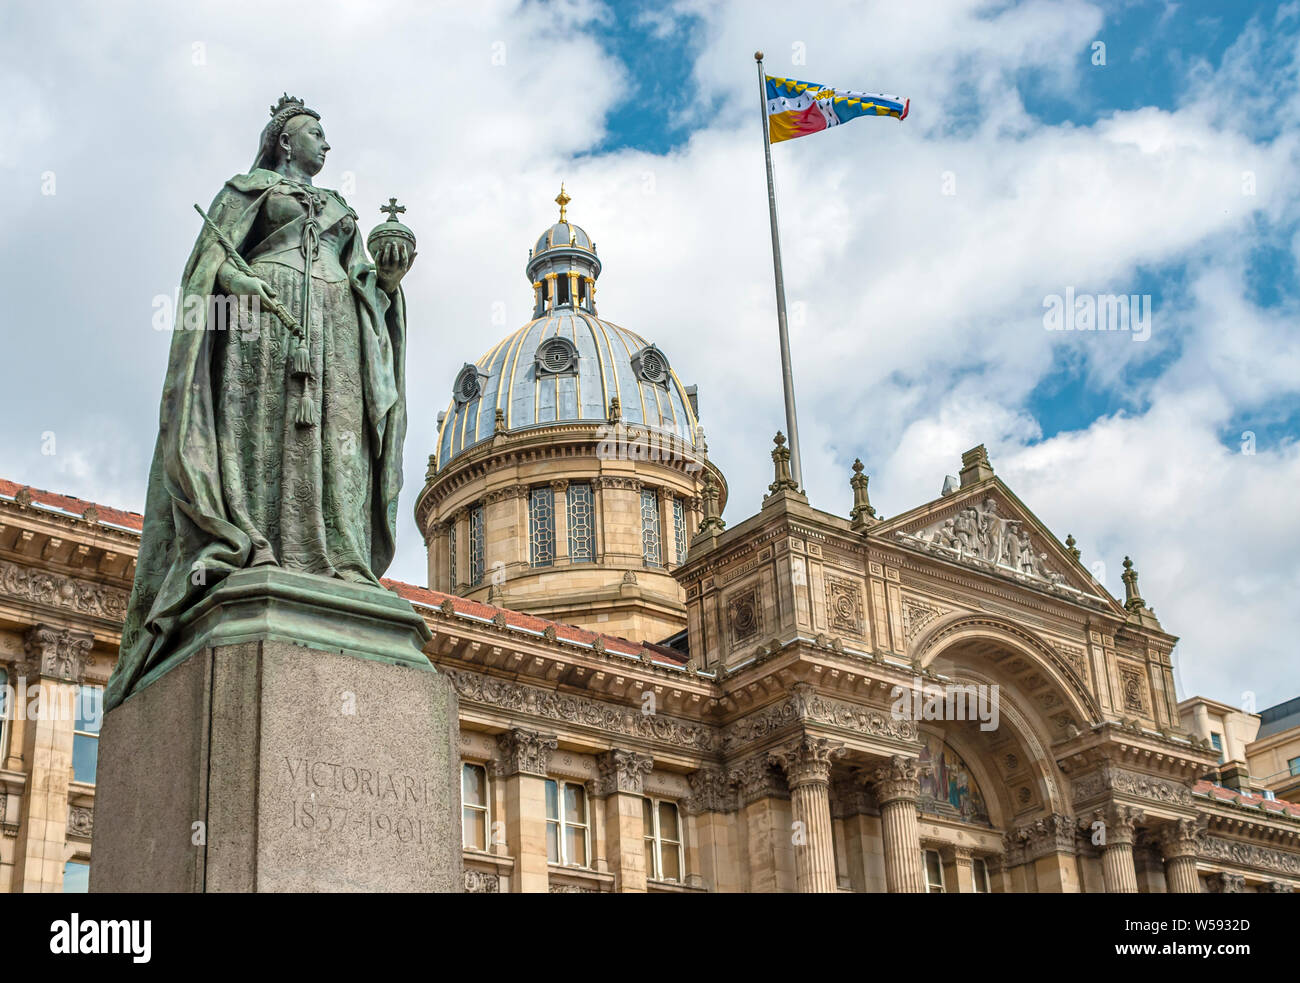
107 169 411 711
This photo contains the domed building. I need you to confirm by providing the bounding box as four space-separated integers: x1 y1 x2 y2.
414 187 727 646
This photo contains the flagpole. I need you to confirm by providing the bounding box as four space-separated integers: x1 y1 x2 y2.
754 51 803 490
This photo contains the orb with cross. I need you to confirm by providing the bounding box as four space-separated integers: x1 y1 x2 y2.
367 196 418 279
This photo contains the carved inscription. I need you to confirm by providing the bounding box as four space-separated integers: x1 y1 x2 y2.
283 756 439 845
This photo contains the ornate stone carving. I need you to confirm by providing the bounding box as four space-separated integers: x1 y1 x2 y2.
446 669 715 752
22 624 93 682
1157 817 1207 860
0 560 128 622
495 728 558 778
768 735 844 788
1053 642 1089 683
1007 813 1077 865
591 749 654 797
721 687 918 752
825 576 864 635
1206 872 1244 893
683 766 737 815
901 596 942 644
1083 803 1143 847
549 882 599 893
726 586 761 645
871 755 921 806
67 805 94 837
1199 836 1300 875
731 754 789 805
464 868 501 893
1263 880 1295 893
1118 664 1148 714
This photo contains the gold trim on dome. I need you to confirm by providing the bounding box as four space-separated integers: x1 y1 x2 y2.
609 320 649 424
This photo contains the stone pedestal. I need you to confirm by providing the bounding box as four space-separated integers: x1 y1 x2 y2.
90 569 461 893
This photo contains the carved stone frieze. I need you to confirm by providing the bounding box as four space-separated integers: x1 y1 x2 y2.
445 668 715 752
549 883 600 893
495 728 558 778
1071 763 1194 807
721 685 918 753
0 559 129 622
1200 835 1300 876
22 624 93 683
590 749 654 797
464 868 501 893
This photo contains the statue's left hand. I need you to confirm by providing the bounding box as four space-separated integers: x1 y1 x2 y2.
376 240 415 293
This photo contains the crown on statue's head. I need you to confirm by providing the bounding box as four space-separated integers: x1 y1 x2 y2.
267 93 320 140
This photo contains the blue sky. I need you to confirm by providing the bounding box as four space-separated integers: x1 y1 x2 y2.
1 0 1298 708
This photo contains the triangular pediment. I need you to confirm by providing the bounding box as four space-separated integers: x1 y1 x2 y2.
873 478 1125 615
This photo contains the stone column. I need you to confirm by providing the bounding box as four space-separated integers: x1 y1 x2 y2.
1089 804 1143 893
770 736 842 893
1158 817 1206 894
871 755 925 893
12 625 92 893
683 766 740 893
592 749 653 893
496 729 557 894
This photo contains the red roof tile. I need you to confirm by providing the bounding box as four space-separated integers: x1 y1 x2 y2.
1193 779 1300 815
0 478 143 531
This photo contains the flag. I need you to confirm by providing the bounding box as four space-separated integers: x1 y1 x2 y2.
765 74 909 143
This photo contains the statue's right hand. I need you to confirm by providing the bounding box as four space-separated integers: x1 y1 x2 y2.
218 268 278 307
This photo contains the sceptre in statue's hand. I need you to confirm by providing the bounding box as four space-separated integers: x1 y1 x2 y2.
368 197 417 295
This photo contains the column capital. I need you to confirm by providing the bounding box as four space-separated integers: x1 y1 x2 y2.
1085 803 1144 848
1156 816 1207 860
769 735 844 789
21 623 93 683
731 753 789 805
870 755 921 805
1206 872 1245 893
683 765 737 815
495 728 558 778
1007 813 1078 865
590 748 654 797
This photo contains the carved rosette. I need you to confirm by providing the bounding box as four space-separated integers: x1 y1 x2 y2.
870 755 921 806
731 754 789 806
1157 817 1207 860
769 736 844 790
495 728 558 778
22 624 93 683
67 805 93 838
590 749 654 797
683 766 737 815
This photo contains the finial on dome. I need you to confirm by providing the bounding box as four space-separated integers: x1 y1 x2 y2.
556 183 571 223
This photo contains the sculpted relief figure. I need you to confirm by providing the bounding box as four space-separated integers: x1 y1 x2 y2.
107 96 416 711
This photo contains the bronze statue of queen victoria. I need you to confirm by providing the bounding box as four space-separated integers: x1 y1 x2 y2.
108 96 417 710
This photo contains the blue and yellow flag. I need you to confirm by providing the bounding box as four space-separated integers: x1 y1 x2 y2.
765 75 909 143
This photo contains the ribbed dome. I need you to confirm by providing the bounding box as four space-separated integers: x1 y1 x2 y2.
436 311 700 469
533 221 593 256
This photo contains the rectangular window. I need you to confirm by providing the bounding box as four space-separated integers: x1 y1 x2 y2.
640 488 662 567
448 522 457 589
544 779 590 868
469 504 485 586
529 487 555 567
461 762 489 851
672 497 687 566
62 860 89 894
1211 732 1224 764
972 857 990 893
73 685 102 785
1288 756 1300 777
643 798 683 883
924 849 945 893
567 483 594 562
